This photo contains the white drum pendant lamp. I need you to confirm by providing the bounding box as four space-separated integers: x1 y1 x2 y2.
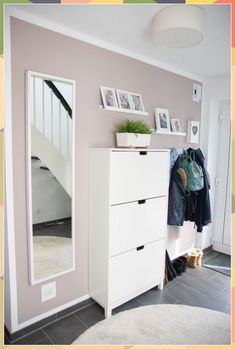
153 5 205 48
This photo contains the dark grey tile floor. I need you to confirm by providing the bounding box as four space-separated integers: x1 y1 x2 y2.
9 250 231 345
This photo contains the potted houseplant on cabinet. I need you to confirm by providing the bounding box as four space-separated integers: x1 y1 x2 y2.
116 120 152 148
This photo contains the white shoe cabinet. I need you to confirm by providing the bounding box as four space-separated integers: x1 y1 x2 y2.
89 148 170 317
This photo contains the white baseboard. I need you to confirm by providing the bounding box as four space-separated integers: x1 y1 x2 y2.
170 248 192 261
12 294 90 333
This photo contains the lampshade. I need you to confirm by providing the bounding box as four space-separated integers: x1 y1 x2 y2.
153 5 205 48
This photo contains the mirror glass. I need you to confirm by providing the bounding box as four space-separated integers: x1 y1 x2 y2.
27 72 75 284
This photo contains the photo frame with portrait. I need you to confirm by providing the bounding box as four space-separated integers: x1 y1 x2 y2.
100 86 118 109
130 93 145 112
116 89 132 111
155 108 171 132
171 118 182 133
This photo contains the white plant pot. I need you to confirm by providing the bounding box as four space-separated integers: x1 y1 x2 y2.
116 133 151 148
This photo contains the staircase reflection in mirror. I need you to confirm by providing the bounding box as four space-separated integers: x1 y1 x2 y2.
27 71 75 284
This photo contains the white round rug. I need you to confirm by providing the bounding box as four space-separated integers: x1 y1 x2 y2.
73 304 230 345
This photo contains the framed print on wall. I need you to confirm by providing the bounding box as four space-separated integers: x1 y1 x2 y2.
130 93 145 112
155 108 171 132
192 83 202 102
116 89 132 111
187 121 200 144
171 118 182 133
100 86 118 109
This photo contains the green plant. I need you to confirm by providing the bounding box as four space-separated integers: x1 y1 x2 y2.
116 120 152 134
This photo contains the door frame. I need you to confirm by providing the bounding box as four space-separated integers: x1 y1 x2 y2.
212 100 231 255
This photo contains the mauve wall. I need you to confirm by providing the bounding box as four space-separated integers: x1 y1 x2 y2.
10 17 201 324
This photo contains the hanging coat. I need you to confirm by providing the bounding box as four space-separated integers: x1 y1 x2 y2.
168 156 187 226
186 148 212 232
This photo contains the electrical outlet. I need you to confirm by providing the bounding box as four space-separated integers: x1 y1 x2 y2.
41 281 56 302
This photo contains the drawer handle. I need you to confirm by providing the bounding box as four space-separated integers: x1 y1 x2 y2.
136 245 145 251
138 199 146 205
139 151 147 155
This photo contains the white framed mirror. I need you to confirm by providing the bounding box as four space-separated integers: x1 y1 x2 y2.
26 71 75 285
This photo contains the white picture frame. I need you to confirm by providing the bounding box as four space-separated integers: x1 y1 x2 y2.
192 83 202 102
130 92 145 112
154 107 171 132
187 121 200 143
100 86 118 109
116 89 132 111
171 118 182 133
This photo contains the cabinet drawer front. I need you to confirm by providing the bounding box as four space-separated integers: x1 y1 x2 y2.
109 239 165 304
110 197 167 256
110 151 169 204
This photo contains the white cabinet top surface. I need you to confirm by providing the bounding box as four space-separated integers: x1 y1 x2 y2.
90 148 170 152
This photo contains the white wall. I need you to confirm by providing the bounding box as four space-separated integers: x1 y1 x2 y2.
167 223 196 260
4 209 12 332
32 159 71 224
197 74 230 250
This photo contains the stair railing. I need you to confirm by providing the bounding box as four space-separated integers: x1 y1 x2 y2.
31 77 72 163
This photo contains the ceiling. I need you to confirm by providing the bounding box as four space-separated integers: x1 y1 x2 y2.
9 4 231 79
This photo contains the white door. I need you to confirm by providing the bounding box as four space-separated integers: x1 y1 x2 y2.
212 101 231 255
